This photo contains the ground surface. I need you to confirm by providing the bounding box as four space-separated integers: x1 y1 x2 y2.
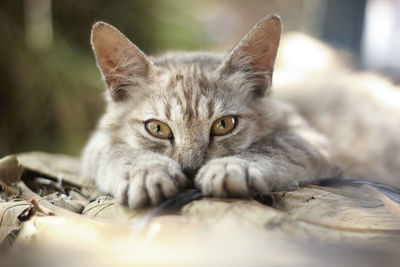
1 152 400 266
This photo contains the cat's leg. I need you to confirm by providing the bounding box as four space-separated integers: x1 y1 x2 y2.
195 132 339 197
81 132 187 209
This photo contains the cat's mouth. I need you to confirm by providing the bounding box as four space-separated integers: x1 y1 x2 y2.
183 168 199 180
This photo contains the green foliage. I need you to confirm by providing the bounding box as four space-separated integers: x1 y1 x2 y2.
0 0 207 156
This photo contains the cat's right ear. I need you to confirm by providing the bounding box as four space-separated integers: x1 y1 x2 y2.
91 22 153 101
217 15 281 96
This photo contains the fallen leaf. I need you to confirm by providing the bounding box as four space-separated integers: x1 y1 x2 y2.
82 196 149 222
0 155 23 186
0 200 34 244
17 151 93 189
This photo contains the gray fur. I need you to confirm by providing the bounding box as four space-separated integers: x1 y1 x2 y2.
82 15 340 209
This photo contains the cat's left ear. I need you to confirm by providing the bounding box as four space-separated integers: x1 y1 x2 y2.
91 22 154 101
218 15 281 96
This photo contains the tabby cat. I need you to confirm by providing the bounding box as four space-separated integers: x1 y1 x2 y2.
82 14 395 209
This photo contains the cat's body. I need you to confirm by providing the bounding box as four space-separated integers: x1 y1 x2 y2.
274 71 400 187
81 15 399 209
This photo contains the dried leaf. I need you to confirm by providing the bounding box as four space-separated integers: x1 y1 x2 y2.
362 184 400 217
17 151 93 188
0 155 23 186
0 156 23 198
52 197 85 213
272 185 400 232
320 177 400 202
82 196 149 222
0 200 34 244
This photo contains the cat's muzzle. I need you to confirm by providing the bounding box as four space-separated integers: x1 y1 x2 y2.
183 168 198 180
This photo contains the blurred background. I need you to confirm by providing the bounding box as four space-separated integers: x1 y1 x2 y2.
1 0 399 157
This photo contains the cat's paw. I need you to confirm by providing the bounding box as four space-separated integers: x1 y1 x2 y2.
195 157 270 197
115 156 187 209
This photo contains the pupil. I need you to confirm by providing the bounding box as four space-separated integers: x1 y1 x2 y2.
220 119 226 128
156 124 161 132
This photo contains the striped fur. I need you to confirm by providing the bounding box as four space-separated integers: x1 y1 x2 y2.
81 16 339 209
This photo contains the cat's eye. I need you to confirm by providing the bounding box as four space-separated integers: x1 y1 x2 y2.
145 120 172 139
211 116 236 136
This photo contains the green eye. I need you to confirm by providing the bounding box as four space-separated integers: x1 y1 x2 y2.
145 120 172 139
211 116 236 136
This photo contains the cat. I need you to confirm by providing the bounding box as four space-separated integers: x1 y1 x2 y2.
274 70 400 188
81 14 358 209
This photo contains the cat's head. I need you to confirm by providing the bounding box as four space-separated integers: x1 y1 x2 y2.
90 15 281 175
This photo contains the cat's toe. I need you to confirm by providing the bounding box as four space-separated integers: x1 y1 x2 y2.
247 165 269 193
114 169 149 209
144 168 181 205
195 158 252 197
117 161 186 209
125 169 149 208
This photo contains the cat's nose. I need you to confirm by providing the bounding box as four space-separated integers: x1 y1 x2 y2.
183 168 198 180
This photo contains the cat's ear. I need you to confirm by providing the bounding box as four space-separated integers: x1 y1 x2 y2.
91 22 153 101
218 15 281 96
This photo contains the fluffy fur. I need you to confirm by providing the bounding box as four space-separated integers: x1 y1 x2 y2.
275 70 400 187
81 15 398 209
